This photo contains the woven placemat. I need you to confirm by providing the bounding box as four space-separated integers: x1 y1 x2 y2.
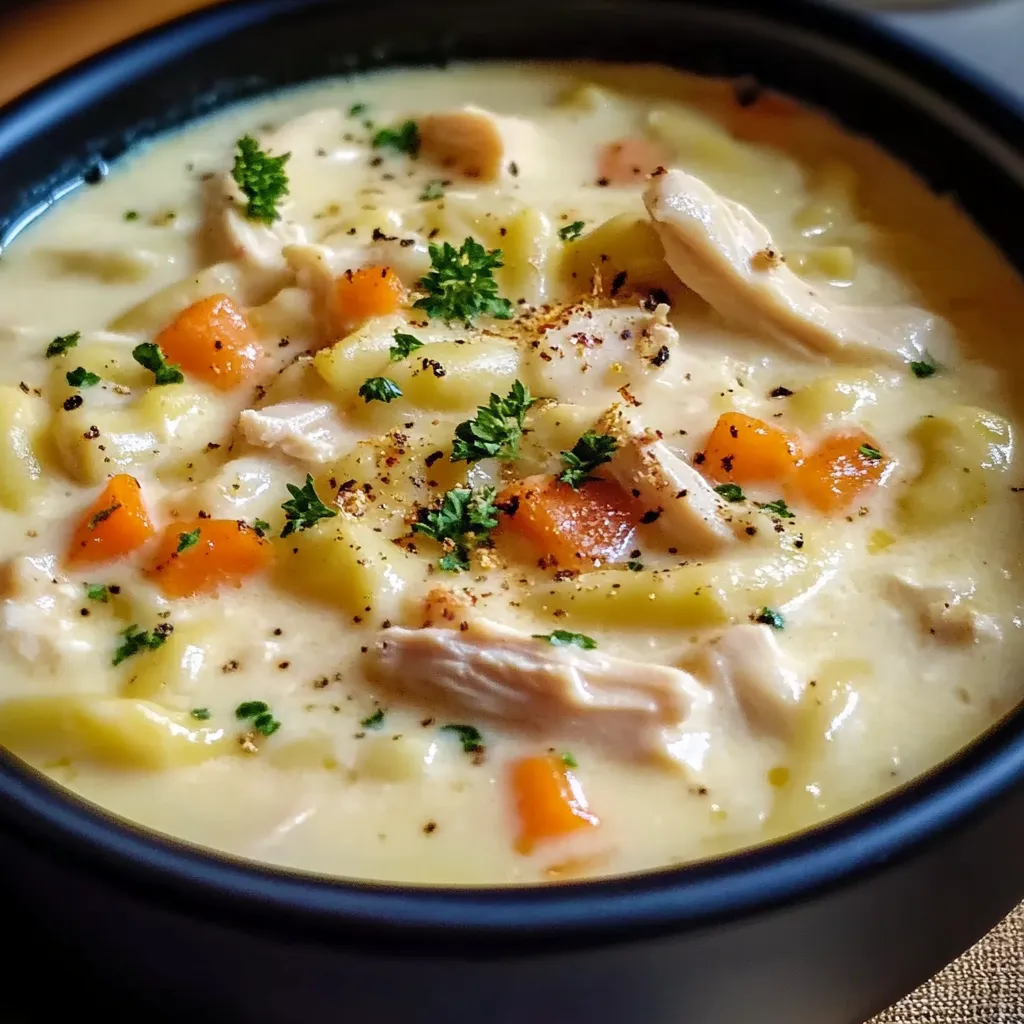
2 1 1023 1020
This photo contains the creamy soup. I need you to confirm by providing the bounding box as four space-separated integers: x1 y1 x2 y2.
0 63 1022 884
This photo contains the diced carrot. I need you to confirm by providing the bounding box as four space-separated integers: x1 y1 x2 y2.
596 138 669 186
700 412 801 485
66 474 155 567
511 754 600 855
146 518 273 598
790 431 887 514
498 475 638 568
156 294 262 391
333 265 406 334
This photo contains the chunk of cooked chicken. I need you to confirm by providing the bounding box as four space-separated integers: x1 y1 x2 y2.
238 401 354 463
596 403 741 555
369 618 716 769
886 575 1001 645
644 169 948 365
684 624 805 739
419 106 541 181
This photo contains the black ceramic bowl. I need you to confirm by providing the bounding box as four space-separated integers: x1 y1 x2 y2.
2 2 1024 1022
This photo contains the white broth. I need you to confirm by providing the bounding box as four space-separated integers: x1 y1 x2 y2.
0 63 1022 884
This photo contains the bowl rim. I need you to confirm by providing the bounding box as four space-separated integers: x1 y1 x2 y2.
1 0 1023 954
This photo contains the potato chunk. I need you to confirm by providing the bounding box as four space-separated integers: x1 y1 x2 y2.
0 385 49 511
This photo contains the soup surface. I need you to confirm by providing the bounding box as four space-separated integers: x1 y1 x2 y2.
0 63 1023 884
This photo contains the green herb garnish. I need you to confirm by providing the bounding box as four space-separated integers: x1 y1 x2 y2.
419 179 445 201
112 623 171 666
177 528 200 553
232 134 290 224
754 607 785 630
190 708 211 721
389 329 424 362
252 518 271 538
348 102 367 117
758 499 795 519
626 560 644 572
65 367 100 388
415 237 513 323
558 431 618 489
451 380 535 464
280 474 337 539
440 723 484 754
236 699 280 737
858 444 883 460
132 342 184 386
910 359 937 379
46 332 80 358
558 221 585 242
561 752 579 768
123 210 139 222
361 708 386 729
372 120 420 157
89 503 121 530
358 376 403 403
413 486 499 572
714 483 746 503
532 630 597 651
85 583 110 602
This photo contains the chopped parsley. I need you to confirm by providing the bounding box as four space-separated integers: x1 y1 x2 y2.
558 220 585 242
858 444 883 460
236 699 281 737
415 237 513 323
389 329 424 362
190 708 211 721
419 179 445 201
533 630 597 651
177 528 201 553
231 134 290 224
123 210 139 222
112 623 171 666
280 474 337 538
132 342 184 385
348 102 367 117
626 560 644 572
358 376 403 403
440 723 484 754
561 752 579 769
46 332 80 358
910 359 937 379
714 483 746 503
89 503 121 529
759 498 795 519
754 607 785 630
413 486 499 572
252 518 271 538
65 366 100 388
558 431 618 489
361 708 386 729
451 380 535 463
84 583 110 602
372 120 420 157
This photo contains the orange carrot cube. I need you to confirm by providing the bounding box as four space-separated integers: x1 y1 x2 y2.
66 474 155 567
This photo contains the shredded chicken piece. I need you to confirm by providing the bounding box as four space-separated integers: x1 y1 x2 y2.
419 106 541 181
238 402 353 463
684 624 805 739
370 618 715 769
644 169 948 365
886 575 1001 645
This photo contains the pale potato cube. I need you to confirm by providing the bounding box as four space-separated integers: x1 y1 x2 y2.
121 623 212 702
265 731 339 770
787 370 894 429
0 385 49 511
356 732 434 782
648 107 749 170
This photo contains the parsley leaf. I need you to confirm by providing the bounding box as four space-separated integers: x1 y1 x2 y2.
758 499 795 519
89 502 121 529
626 560 644 572
66 366 100 388
419 179 445 201
910 358 937 379
280 474 337 538
361 708 386 729
754 607 785 630
389 329 424 362
415 237 513 323
558 431 618 489
46 332 80 358
236 700 280 736
348 102 367 117
413 486 499 572
441 723 484 754
358 376 403 403
561 752 579 768
714 483 746 503
177 528 200 553
858 443 883 460
112 623 171 666
236 700 269 719
190 708 211 721
558 220 585 242
132 342 184 385
85 583 109 602
252 518 271 538
123 210 139 222
451 380 535 463
372 120 420 157
533 630 597 650
232 134 290 224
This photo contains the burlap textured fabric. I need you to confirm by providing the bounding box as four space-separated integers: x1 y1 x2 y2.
872 904 1024 1023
